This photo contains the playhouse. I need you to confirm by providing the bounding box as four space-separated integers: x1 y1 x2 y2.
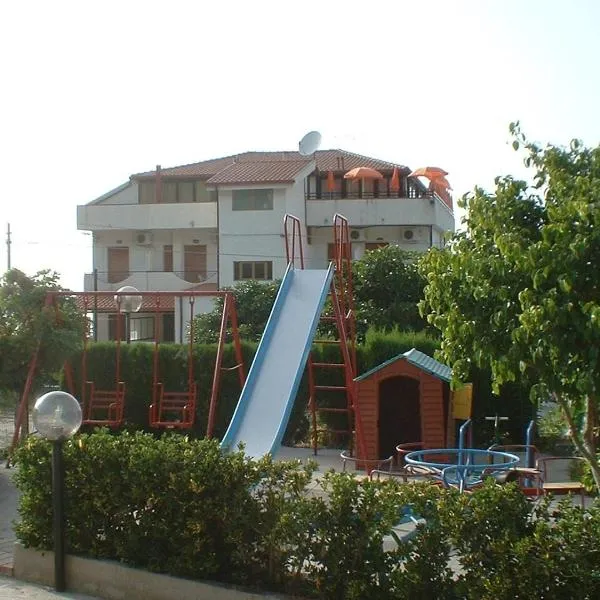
355 349 453 461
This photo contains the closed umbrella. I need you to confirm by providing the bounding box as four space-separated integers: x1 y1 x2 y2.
390 167 401 193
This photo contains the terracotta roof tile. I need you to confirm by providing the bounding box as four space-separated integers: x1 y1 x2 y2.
132 149 410 183
76 296 174 312
206 160 312 185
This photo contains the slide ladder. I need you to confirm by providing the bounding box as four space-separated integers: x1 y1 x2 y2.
296 214 367 461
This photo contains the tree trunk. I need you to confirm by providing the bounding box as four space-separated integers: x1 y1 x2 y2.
554 392 600 493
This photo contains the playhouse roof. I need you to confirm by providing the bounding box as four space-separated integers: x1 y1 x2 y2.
355 348 452 383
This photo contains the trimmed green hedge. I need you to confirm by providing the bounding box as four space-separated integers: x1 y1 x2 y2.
63 329 532 448
14 431 600 599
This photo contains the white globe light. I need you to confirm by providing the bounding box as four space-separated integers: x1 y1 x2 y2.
32 391 82 441
114 286 142 313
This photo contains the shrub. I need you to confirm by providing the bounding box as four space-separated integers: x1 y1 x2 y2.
12 432 600 598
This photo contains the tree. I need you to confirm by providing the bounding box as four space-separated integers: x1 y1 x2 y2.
191 279 281 343
352 244 428 338
419 123 600 490
0 269 85 401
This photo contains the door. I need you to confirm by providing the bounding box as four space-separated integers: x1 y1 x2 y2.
183 245 207 283
107 247 129 283
378 376 421 459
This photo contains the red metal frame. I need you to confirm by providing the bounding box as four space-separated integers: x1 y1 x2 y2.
284 213 304 268
284 212 367 461
80 293 125 428
149 296 196 429
10 290 246 450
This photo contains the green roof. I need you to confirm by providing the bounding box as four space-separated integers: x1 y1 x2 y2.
355 348 452 382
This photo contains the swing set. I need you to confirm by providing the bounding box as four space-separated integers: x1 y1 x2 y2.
11 289 246 451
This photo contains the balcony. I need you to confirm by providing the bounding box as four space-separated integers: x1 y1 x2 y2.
83 270 219 293
305 193 455 231
77 202 218 231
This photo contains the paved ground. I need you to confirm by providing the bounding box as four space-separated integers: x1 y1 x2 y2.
0 576 98 599
0 462 18 574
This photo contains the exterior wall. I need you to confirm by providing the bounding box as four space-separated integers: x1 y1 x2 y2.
307 224 439 267
306 195 455 232
77 202 218 231
355 360 446 462
90 181 138 206
217 177 308 287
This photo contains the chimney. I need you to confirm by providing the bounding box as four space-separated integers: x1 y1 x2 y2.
155 164 162 204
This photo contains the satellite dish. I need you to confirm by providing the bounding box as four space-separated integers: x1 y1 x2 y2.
298 130 322 156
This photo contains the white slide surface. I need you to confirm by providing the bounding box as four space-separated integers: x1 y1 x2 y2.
220 264 333 458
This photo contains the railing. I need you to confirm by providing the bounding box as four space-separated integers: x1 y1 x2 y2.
306 190 435 200
86 270 219 287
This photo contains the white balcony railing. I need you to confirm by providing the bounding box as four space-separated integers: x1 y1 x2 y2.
305 196 455 231
77 202 218 231
83 270 219 292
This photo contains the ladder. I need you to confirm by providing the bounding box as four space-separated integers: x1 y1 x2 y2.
284 213 367 460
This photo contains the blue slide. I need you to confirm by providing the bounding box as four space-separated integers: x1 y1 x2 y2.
220 263 334 458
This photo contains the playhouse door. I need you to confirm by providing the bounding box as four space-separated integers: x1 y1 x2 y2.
378 376 421 459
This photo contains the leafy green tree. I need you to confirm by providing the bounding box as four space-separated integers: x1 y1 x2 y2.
352 244 428 337
419 123 600 490
0 268 85 404
191 279 281 343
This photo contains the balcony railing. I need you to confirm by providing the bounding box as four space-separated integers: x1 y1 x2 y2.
84 270 219 291
306 189 435 200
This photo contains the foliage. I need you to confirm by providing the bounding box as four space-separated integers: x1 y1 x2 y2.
0 269 85 398
190 280 281 344
353 245 428 338
419 124 600 490
14 432 600 598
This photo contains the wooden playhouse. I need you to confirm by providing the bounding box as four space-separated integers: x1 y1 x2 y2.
355 348 454 461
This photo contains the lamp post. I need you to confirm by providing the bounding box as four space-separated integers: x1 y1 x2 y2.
114 286 142 343
32 391 82 592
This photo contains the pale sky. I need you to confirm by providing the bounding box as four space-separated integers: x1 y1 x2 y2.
1 0 599 291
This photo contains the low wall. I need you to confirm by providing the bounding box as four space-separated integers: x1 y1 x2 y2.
13 543 293 600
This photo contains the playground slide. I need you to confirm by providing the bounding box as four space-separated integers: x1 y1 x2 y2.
220 263 334 458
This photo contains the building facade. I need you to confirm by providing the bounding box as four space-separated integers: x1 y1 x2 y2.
76 149 455 342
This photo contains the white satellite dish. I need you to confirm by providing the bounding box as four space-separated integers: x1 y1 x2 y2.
298 130 322 156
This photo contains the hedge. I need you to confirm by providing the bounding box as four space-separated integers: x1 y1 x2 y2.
62 329 533 448
14 431 600 599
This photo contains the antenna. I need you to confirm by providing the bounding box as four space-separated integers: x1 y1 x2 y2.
298 130 322 156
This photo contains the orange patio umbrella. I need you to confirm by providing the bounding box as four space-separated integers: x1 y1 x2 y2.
409 166 448 179
326 170 336 192
344 166 384 180
431 175 451 190
390 167 400 193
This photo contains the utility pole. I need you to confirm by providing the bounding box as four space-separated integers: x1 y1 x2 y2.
6 223 11 270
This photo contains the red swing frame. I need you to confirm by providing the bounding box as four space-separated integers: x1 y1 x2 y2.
10 289 247 453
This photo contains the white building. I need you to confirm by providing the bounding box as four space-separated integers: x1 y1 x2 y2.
76 149 455 342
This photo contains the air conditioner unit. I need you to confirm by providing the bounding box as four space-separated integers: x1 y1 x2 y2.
401 228 421 243
135 231 153 246
349 228 366 242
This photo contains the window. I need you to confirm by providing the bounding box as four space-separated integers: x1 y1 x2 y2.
129 316 155 342
138 180 217 203
139 181 155 204
183 245 207 283
234 261 273 281
163 245 173 272
108 314 126 340
232 189 273 211
162 313 175 342
107 247 129 283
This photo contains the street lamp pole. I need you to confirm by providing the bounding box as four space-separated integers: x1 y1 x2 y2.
32 391 82 593
52 440 66 591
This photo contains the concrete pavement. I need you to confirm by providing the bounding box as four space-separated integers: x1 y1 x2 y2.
0 576 98 599
0 462 18 575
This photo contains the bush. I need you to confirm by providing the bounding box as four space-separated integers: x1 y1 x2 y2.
13 432 600 598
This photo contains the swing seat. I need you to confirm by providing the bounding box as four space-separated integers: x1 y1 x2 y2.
149 382 197 429
83 381 125 427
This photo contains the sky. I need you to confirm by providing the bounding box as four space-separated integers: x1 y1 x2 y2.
1 0 600 291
